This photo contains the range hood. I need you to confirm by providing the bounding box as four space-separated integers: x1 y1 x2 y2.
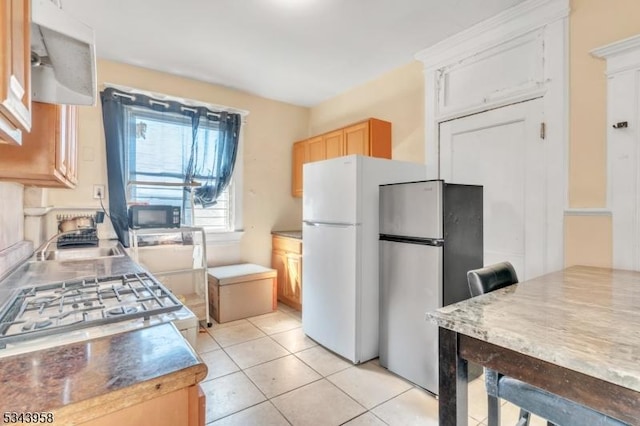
30 0 97 105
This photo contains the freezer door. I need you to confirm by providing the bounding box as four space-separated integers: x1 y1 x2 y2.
302 222 358 362
379 180 443 239
379 239 442 393
303 157 359 224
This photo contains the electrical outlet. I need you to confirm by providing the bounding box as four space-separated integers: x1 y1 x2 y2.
93 184 105 199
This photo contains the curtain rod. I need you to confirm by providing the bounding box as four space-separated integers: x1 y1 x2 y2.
102 82 250 117
127 180 202 188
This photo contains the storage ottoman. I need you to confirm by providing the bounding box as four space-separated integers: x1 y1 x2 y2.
207 263 277 323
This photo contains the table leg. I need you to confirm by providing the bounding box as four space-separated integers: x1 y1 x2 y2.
439 327 468 426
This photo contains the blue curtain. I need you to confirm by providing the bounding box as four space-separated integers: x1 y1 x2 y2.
100 87 241 246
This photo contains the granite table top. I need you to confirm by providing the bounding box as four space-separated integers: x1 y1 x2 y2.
0 322 207 424
427 265 640 394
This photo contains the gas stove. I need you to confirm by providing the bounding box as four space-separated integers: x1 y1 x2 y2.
0 272 183 348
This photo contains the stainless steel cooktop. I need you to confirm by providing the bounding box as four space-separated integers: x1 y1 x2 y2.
0 272 182 348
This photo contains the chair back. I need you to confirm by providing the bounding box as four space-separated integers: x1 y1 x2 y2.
467 262 518 297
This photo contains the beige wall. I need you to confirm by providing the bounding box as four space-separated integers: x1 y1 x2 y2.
564 0 640 267
47 59 309 267
309 61 425 163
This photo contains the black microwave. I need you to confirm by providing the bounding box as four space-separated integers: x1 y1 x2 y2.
128 205 181 229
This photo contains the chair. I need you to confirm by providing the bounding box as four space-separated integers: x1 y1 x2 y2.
467 262 627 426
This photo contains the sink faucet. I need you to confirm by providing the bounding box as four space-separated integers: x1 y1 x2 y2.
34 230 84 261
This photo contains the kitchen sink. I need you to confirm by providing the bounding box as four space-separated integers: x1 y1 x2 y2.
39 246 124 261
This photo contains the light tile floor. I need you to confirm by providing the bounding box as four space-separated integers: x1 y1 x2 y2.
195 304 547 426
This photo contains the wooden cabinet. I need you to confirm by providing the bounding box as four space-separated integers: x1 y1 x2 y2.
344 119 391 158
291 118 391 197
271 235 302 311
0 102 78 187
291 141 307 197
324 129 343 159
80 385 205 426
0 0 31 145
306 136 325 162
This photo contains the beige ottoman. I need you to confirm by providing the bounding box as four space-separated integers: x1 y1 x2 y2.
207 264 277 323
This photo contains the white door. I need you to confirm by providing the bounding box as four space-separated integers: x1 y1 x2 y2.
439 99 545 280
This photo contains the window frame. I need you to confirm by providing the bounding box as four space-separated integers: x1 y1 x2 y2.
122 104 243 237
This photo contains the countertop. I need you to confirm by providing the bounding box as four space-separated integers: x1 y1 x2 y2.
271 230 302 240
0 322 207 423
0 240 207 422
427 265 640 394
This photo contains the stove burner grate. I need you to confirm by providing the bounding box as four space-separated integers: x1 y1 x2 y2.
106 306 138 317
0 272 182 347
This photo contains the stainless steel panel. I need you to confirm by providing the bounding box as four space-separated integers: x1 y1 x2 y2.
379 239 442 393
379 180 443 239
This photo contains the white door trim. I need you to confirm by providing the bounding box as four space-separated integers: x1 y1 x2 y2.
415 0 569 274
592 34 640 270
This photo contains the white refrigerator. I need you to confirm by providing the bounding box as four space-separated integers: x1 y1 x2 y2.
302 155 427 363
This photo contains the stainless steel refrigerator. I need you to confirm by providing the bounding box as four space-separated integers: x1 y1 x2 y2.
379 179 482 393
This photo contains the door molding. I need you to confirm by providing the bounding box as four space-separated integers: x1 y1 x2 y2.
415 0 569 275
592 34 640 270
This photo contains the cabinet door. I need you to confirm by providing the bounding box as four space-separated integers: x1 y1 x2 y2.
0 103 77 187
306 136 325 162
324 130 343 159
271 249 287 304
0 0 31 144
284 254 302 309
291 140 307 197
369 118 392 159
344 121 370 156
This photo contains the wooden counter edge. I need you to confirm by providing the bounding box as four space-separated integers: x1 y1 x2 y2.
52 362 207 425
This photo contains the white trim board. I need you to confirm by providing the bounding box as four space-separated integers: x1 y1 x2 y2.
592 35 640 270
415 0 570 71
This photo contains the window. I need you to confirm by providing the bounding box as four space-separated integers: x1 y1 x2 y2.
124 106 235 232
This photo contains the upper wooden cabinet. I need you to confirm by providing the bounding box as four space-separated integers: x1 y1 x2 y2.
0 0 31 145
291 140 307 197
324 129 343 159
306 136 325 163
0 102 78 188
291 118 392 197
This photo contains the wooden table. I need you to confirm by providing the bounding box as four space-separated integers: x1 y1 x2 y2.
427 266 640 425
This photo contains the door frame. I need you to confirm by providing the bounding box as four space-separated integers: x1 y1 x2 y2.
415 0 569 275
592 35 640 270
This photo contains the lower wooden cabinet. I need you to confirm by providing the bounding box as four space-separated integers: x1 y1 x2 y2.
0 102 78 187
291 118 391 197
271 235 302 311
80 385 205 426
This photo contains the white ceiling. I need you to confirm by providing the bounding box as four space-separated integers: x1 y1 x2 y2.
61 0 526 107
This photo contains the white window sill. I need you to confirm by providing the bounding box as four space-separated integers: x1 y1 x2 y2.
204 230 244 244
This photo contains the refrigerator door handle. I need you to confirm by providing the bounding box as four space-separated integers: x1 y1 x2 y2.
379 234 444 247
304 221 356 228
